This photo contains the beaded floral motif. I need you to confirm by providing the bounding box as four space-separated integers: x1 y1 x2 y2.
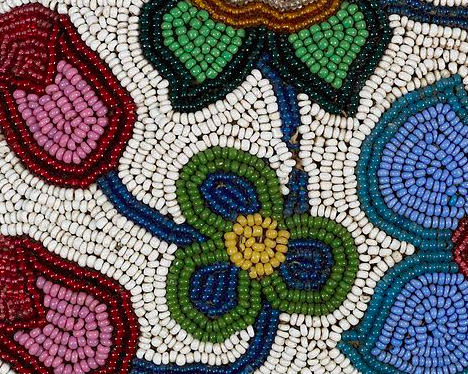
140 0 390 113
0 4 135 187
168 146 359 343
339 251 467 374
0 236 138 374
357 75 468 251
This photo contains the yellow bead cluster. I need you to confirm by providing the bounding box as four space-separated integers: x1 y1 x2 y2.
224 214 289 279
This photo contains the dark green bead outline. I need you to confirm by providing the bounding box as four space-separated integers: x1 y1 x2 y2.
166 236 262 343
139 0 265 112
272 0 391 115
260 214 359 315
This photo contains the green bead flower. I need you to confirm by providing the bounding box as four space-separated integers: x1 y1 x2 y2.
140 0 391 114
168 146 359 343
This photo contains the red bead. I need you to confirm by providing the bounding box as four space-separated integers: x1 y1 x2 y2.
0 4 136 188
0 236 139 374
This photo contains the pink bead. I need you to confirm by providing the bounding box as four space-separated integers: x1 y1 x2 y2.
29 342 40 356
24 337 35 349
51 91 63 101
49 343 59 356
74 318 85 330
63 364 73 374
46 310 55 323
45 84 59 95
73 153 82 164
55 364 65 374
70 75 81 86
57 315 68 329
63 150 72 164
57 345 67 358
80 360 91 373
60 331 70 346
65 317 75 331
39 95 51 106
85 313 95 324
36 276 46 288
59 134 69 148
41 123 54 135
85 330 99 340
13 90 26 99
96 106 108 117
83 346 95 358
28 100 39 109
71 351 79 364
85 321 97 330
17 103 28 112
83 116 96 125
77 292 87 305
91 125 104 135
78 347 86 359
35 333 47 344
49 107 61 118
27 93 38 101
76 147 87 159
76 79 87 91
87 131 100 141
37 135 48 146
68 336 78 350
77 336 87 347
55 147 65 161
44 100 56 111
43 338 53 350
30 328 42 338
57 60 66 72
52 357 63 370
80 108 93 118
64 305 74 318
44 355 54 368
44 140 54 152
55 73 63 85
87 358 98 370
97 318 110 327
74 101 87 113
73 363 84 374
79 307 90 319
39 350 49 363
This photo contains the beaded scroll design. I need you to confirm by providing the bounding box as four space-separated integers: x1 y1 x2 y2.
2 1 468 374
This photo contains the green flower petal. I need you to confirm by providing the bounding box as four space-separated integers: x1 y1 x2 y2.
176 146 284 237
166 236 262 343
261 214 359 315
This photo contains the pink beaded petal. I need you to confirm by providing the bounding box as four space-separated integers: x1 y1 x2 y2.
14 61 109 165
14 278 112 374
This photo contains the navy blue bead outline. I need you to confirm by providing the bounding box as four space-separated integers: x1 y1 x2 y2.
130 303 279 374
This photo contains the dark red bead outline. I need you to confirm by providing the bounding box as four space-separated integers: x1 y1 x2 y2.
0 236 139 374
0 4 136 188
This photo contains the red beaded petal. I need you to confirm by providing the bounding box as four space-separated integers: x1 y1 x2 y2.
452 217 468 278
0 236 139 374
0 4 135 188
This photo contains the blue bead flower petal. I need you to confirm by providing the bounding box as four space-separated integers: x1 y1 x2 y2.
339 251 463 374
357 75 468 250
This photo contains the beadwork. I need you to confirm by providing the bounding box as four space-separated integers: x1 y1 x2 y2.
2 0 468 374
140 0 390 113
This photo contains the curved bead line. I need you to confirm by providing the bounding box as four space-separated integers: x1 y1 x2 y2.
130 303 279 374
98 172 205 247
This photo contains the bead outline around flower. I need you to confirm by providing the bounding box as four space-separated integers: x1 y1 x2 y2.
169 146 359 343
139 0 391 114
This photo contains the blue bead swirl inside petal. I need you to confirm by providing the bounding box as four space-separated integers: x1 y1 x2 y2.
371 272 468 374
199 172 260 221
378 103 468 230
280 239 333 291
189 262 238 317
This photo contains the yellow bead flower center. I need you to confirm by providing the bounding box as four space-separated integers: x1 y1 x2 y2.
224 213 289 279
